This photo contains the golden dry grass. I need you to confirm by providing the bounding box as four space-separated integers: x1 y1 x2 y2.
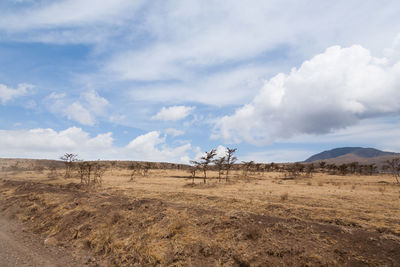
1 166 400 266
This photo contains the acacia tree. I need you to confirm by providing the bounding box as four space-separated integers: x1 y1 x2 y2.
319 161 326 172
189 160 201 184
110 161 117 175
60 153 78 178
200 149 217 183
225 148 237 182
213 156 226 182
241 161 255 179
305 163 315 177
78 161 105 188
384 158 400 184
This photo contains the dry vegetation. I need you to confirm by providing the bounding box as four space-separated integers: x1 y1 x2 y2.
0 158 400 266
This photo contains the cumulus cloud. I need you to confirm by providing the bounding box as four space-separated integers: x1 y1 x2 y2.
0 127 192 163
0 127 113 159
213 45 400 145
0 83 34 104
152 105 195 121
127 131 192 163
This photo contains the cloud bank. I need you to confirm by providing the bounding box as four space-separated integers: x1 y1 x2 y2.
214 45 400 145
0 127 192 163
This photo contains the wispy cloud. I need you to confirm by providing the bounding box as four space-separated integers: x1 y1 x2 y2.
0 83 34 104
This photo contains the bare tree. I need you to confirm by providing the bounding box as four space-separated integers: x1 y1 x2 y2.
78 161 104 188
241 161 255 179
319 161 326 172
189 160 201 184
129 162 141 181
93 162 106 185
225 148 237 182
338 164 348 176
129 162 151 181
60 153 79 178
384 158 400 184
200 149 217 183
213 156 226 182
110 161 117 175
78 162 92 185
305 163 315 177
47 164 58 179
286 162 303 179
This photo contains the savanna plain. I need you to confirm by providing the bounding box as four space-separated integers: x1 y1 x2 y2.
0 159 399 266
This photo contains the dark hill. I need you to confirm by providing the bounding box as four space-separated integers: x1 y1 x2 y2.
304 147 398 163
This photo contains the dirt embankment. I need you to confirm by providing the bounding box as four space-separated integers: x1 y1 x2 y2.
1 179 399 266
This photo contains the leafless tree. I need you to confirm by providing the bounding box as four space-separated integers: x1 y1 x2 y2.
200 149 217 183
78 162 92 185
47 164 58 179
78 161 104 188
319 161 326 172
286 162 303 179
241 161 255 179
305 163 315 177
129 162 151 181
225 148 237 182
60 153 79 178
384 158 400 184
129 162 141 181
110 161 117 175
189 160 201 184
213 156 226 182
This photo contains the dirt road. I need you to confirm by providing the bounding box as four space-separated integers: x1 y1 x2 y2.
0 215 85 267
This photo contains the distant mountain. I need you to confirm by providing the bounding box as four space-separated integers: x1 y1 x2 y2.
304 147 399 163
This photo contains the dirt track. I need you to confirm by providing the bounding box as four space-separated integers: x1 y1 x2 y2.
0 215 84 267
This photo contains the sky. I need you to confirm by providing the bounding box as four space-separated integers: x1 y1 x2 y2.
1 0 400 163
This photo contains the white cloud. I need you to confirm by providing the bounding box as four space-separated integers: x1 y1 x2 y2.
0 127 113 159
0 0 143 31
46 90 109 126
213 45 400 145
47 92 66 99
165 128 184 137
126 131 192 163
0 127 193 163
81 90 109 115
129 65 273 106
0 83 34 104
65 102 95 126
152 105 195 121
215 145 227 159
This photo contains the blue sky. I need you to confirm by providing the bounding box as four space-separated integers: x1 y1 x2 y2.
1 0 400 163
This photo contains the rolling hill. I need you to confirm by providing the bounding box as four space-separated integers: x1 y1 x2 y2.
304 147 399 165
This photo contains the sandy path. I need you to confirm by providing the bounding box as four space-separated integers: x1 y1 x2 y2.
0 215 86 267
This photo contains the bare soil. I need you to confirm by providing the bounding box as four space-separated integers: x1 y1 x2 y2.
0 212 90 266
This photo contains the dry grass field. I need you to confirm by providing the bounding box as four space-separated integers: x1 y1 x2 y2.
1 162 400 266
